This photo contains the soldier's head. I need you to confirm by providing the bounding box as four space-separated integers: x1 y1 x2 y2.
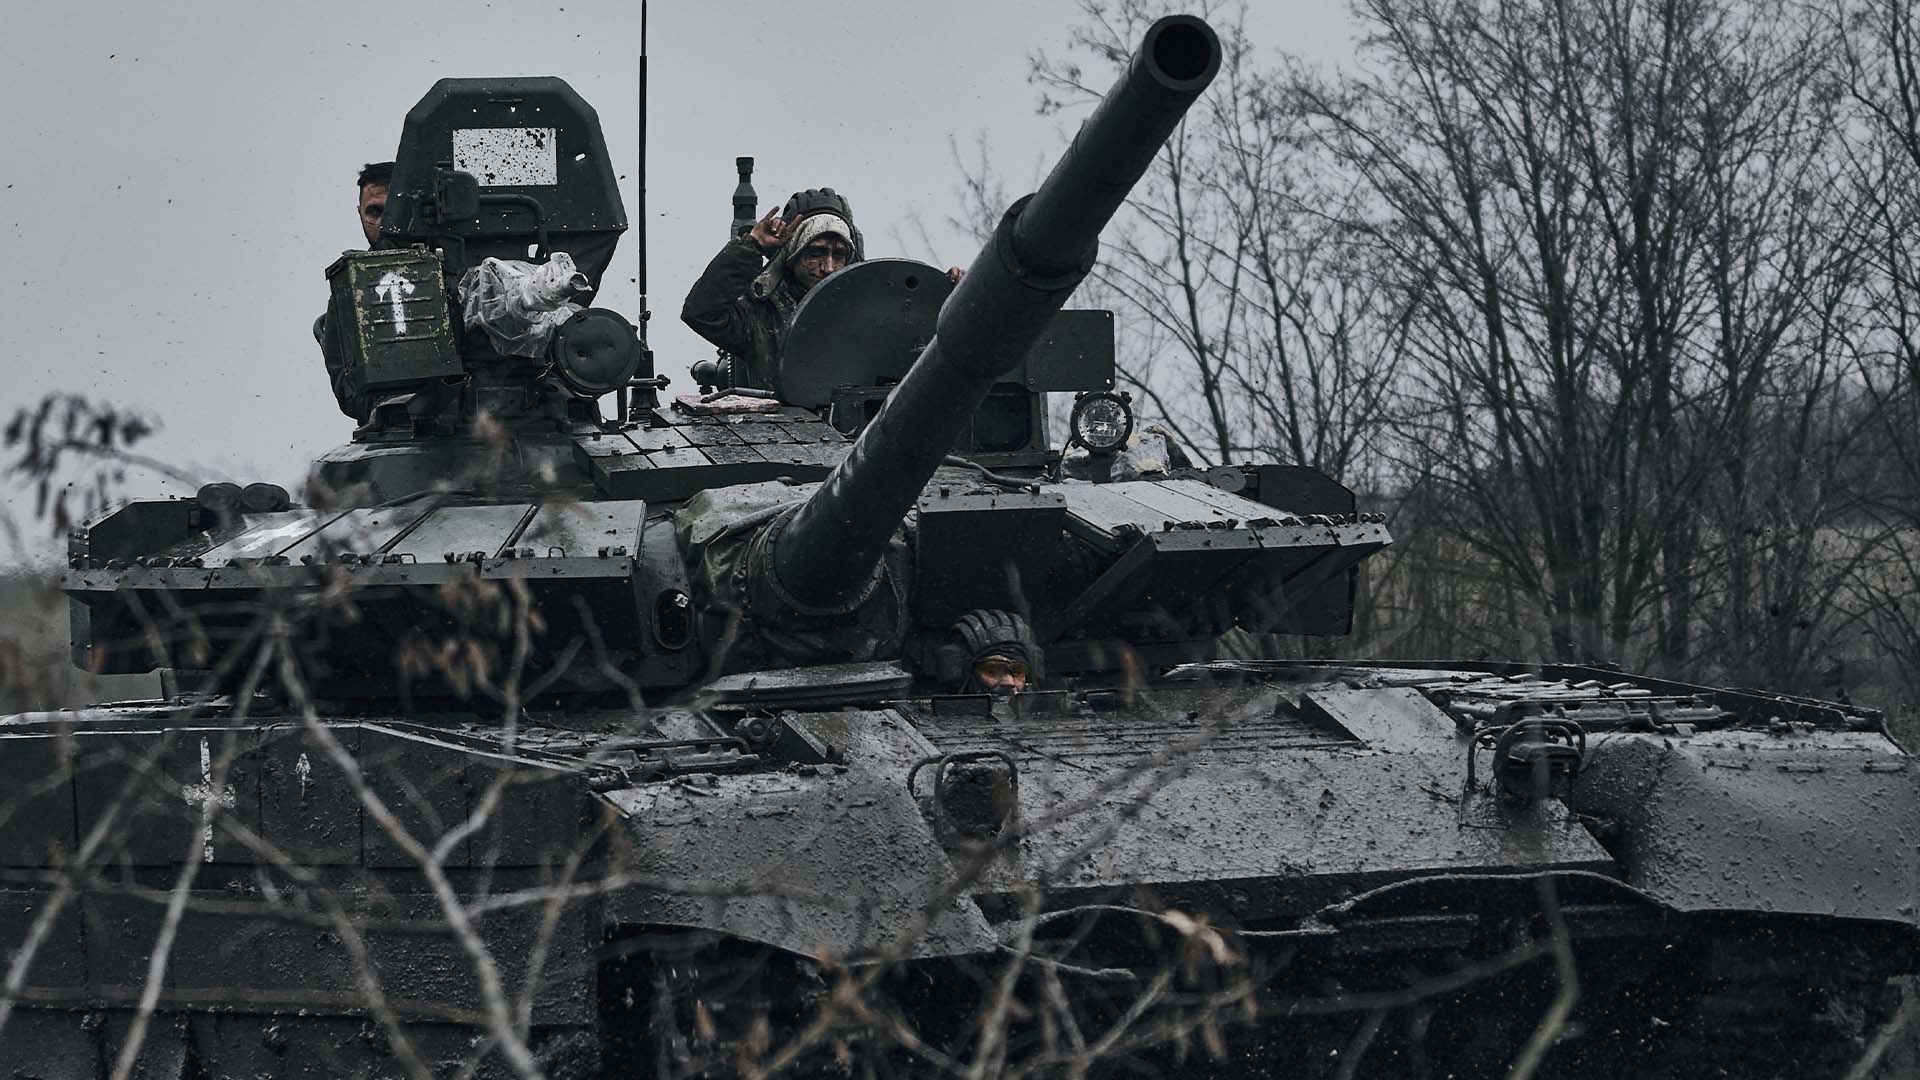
357 161 394 248
948 610 1039 696
786 217 856 291
781 188 863 292
751 188 864 301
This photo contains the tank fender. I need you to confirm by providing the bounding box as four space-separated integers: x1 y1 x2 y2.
599 716 997 961
1571 732 1920 928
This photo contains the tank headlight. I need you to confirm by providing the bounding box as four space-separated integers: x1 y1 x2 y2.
1070 391 1134 453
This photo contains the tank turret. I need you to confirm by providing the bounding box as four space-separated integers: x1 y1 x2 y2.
315 77 652 481
61 18 1398 695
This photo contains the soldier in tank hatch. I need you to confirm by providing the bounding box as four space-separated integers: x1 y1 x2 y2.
316 160 398 422
949 610 1039 697
355 160 393 249
681 187 865 393
681 188 965 394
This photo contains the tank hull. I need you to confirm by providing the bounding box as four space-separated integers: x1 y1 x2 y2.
2 660 1911 1078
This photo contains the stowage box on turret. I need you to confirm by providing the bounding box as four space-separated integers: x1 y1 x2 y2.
4 14 1916 1080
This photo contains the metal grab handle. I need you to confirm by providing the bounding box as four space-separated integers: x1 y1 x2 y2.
1467 717 1586 800
908 750 1021 842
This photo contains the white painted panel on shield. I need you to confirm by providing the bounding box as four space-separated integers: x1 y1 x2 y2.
452 127 558 186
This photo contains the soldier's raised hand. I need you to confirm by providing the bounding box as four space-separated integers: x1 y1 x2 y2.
749 208 788 255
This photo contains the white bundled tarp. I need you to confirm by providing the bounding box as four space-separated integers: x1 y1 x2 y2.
457 253 589 357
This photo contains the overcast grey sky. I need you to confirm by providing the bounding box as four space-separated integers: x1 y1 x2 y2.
0 0 1355 566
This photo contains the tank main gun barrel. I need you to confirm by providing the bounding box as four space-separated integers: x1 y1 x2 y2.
768 15 1221 613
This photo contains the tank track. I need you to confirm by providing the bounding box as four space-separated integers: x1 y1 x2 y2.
574 921 1914 1079
1 922 1906 1077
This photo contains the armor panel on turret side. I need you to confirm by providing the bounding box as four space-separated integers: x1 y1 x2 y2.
1049 480 1389 639
516 499 645 558
276 504 434 563
913 490 1067 628
61 500 645 696
576 409 847 502
195 509 344 564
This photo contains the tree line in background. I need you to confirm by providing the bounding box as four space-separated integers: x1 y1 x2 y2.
1008 0 1920 717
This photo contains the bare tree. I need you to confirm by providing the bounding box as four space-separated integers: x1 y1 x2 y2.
1663 2 1868 691
1017 0 1404 481
1297 0 1858 673
1836 0 1920 712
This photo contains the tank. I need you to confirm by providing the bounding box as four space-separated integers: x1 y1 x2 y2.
3 14 1916 1079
